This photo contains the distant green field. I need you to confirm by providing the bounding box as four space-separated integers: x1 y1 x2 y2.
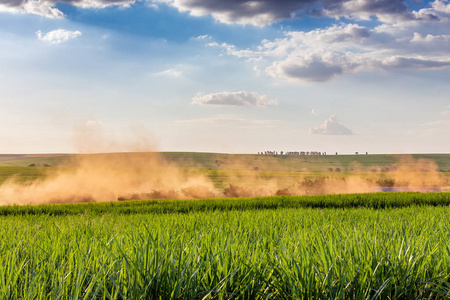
162 152 450 172
0 154 69 167
1 152 450 171
0 166 50 185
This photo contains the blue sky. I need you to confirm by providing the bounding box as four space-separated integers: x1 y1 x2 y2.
0 0 449 154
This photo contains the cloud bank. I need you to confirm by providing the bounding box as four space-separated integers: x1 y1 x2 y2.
1 0 445 25
211 2 450 82
157 0 440 26
309 115 353 135
192 91 278 106
4 0 450 83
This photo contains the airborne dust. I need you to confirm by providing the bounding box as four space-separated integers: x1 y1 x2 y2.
0 127 448 205
0 126 218 205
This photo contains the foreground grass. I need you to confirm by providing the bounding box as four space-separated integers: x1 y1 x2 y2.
1 205 450 299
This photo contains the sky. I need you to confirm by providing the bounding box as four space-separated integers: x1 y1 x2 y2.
0 0 449 154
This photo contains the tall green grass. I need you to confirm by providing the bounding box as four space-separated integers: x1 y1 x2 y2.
0 192 449 216
1 206 450 299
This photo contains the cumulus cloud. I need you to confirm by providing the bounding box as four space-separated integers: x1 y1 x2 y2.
153 0 314 26
0 0 137 18
216 17 450 81
309 115 353 135
380 56 450 69
266 52 348 82
154 0 438 26
320 0 438 23
191 91 278 106
2 0 449 25
0 0 64 18
36 29 82 44
412 0 450 22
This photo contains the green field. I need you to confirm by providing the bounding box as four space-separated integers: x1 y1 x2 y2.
1 152 450 171
1 153 450 298
1 194 450 299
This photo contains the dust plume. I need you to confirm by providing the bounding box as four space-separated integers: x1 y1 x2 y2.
216 155 449 197
0 125 217 205
387 156 445 188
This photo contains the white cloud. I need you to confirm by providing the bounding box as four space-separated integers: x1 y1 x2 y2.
36 29 82 44
379 56 450 70
412 0 450 23
195 35 211 40
411 32 450 43
147 3 159 9
266 52 348 82
309 115 353 135
311 109 319 115
1 0 137 18
321 0 438 23
0 0 64 18
192 91 278 106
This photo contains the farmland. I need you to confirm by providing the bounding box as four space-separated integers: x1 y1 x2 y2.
0 153 449 197
1 194 450 298
2 152 450 171
0 153 450 299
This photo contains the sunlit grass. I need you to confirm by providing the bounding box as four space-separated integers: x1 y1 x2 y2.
1 196 450 298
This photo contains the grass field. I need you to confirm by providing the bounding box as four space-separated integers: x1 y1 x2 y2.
1 152 450 298
1 194 450 299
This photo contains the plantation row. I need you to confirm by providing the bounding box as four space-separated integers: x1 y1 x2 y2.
0 192 449 216
1 206 450 299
